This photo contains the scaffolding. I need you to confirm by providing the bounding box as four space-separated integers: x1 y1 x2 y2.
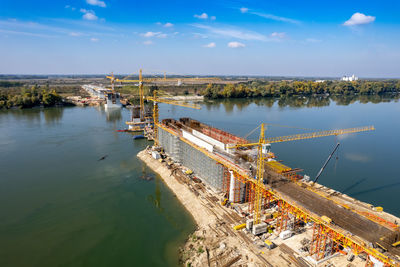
309 223 337 261
158 125 224 191
156 119 398 266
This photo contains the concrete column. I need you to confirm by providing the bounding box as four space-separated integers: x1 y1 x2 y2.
229 170 235 202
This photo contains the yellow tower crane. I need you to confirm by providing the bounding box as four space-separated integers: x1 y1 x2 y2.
107 69 219 122
146 90 201 146
229 124 375 226
106 70 146 120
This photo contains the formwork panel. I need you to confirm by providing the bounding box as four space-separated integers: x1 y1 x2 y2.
158 126 224 191
181 141 224 191
158 126 181 162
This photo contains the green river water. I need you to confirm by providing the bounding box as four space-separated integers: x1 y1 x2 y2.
0 94 399 266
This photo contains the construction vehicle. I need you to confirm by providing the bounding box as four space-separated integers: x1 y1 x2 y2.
314 143 340 184
321 215 333 224
233 223 246 231
264 239 276 249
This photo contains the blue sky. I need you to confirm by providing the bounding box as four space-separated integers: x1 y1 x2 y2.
1 0 399 77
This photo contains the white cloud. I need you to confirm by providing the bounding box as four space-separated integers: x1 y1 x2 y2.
194 13 208 19
249 11 300 24
228 41 245 48
164 22 173 27
69 32 82 36
193 32 208 39
141 31 167 38
86 0 106 8
80 9 98 20
240 7 248 13
203 42 216 48
343 12 375 26
142 31 159 37
270 32 286 39
90 37 99 42
83 13 98 21
65 5 76 11
0 28 55 38
210 16 216 20
193 24 267 41
143 40 153 45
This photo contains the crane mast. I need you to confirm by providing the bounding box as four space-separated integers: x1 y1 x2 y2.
254 123 265 225
146 90 200 146
229 124 375 227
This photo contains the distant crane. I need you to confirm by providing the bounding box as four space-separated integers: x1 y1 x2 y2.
106 69 220 121
146 90 200 146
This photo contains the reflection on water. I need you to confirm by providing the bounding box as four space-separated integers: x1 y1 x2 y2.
204 93 400 112
0 106 196 267
43 108 64 125
104 108 122 122
93 106 123 122
165 93 400 217
1 108 65 126
8 108 42 122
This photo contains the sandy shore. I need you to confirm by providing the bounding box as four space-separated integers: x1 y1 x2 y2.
137 149 272 266
137 149 214 227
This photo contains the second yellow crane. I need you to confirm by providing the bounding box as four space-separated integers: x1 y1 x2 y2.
146 90 200 146
229 124 375 226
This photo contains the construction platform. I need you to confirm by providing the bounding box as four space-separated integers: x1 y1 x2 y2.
156 117 400 266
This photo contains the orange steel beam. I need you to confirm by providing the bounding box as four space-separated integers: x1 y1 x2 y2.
157 123 398 266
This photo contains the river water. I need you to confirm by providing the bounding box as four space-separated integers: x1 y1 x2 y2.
0 95 399 266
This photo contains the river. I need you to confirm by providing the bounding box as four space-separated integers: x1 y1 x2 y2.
0 94 399 266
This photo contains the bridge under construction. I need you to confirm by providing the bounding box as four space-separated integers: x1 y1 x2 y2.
153 117 400 266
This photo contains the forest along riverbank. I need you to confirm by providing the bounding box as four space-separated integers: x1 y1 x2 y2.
137 148 290 267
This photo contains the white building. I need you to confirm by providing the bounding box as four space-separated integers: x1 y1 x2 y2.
341 74 358 82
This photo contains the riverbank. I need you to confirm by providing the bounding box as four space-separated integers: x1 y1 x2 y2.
138 148 295 266
137 135 400 266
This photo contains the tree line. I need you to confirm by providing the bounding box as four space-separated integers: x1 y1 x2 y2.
0 85 63 109
201 80 400 99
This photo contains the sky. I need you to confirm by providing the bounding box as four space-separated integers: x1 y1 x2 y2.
0 0 399 77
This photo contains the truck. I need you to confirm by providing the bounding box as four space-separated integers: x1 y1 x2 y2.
279 230 293 240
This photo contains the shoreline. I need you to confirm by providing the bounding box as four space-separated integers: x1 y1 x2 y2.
137 149 270 266
137 149 215 228
137 148 318 266
137 143 400 266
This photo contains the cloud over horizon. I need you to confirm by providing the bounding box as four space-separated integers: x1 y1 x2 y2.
141 31 167 38
228 41 245 48
193 24 267 41
203 42 216 48
80 9 98 21
194 13 208 19
240 7 300 24
343 12 375 26
86 0 106 8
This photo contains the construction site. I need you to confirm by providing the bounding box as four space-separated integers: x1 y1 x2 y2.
109 69 400 266
137 117 400 267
